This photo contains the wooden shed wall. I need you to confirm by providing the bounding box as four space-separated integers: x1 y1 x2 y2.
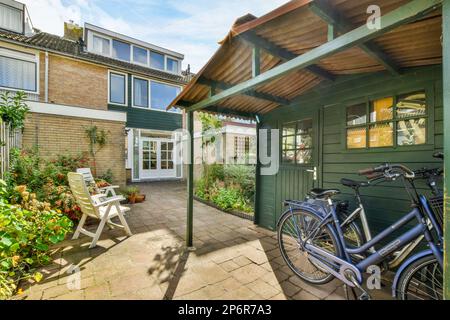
257 65 443 231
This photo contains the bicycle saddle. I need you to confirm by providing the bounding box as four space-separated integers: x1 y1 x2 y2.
309 188 340 198
340 178 369 188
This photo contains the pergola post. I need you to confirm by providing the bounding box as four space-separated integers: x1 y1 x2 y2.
186 110 194 248
443 0 450 300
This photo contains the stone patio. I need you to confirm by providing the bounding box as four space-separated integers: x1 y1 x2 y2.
16 181 392 300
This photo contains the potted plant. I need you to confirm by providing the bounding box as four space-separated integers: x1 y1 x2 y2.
135 193 146 203
124 186 139 204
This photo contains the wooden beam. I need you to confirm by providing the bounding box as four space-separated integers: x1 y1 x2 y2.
309 0 401 75
197 76 290 105
239 31 335 81
252 46 261 77
186 111 194 248
204 106 257 119
187 0 441 113
443 0 450 301
327 24 336 41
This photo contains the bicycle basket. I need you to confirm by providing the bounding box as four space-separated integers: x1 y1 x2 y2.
428 196 443 228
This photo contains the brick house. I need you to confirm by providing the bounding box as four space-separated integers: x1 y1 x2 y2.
0 0 188 186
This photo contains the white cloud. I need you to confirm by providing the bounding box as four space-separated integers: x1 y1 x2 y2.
20 0 289 72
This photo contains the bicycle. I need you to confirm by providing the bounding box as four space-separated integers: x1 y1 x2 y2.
277 162 443 300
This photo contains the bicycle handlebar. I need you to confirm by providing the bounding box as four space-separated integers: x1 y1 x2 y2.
358 163 415 178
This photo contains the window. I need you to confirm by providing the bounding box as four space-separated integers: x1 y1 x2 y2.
112 39 130 62
166 57 179 74
109 72 126 105
346 92 427 149
282 119 313 164
150 81 181 111
0 3 23 33
0 51 37 92
133 46 148 65
133 77 148 108
150 51 165 70
93 35 110 55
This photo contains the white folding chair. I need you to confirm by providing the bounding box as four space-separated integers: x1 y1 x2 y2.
68 172 132 248
76 168 119 197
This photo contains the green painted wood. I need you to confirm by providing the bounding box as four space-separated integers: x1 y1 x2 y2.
256 66 443 239
252 46 261 78
310 0 400 75
186 111 194 247
443 0 450 301
239 30 335 81
188 0 441 113
197 76 290 105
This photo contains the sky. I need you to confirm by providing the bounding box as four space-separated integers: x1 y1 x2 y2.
21 0 290 72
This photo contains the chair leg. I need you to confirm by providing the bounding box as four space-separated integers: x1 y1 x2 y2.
115 203 132 236
73 214 87 240
89 205 111 248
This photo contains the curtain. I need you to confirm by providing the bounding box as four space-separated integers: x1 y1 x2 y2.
0 56 36 91
133 78 148 107
0 4 23 33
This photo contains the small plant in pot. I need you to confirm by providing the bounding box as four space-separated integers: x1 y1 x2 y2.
124 186 139 204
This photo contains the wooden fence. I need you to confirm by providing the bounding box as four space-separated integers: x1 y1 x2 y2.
0 120 22 179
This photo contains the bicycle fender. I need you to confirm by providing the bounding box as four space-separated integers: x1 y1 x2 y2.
391 249 433 298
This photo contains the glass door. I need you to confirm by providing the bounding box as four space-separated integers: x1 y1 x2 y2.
140 138 176 179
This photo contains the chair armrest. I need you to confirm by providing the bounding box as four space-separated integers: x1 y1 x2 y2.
94 195 126 207
99 185 120 191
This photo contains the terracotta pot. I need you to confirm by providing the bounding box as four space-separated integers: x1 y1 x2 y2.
128 193 136 204
135 194 145 203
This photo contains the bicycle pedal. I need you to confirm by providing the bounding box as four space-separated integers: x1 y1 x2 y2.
359 292 371 300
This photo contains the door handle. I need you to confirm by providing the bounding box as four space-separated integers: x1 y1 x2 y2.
306 167 317 181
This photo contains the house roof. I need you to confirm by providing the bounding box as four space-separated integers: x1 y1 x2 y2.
0 29 188 85
169 0 442 116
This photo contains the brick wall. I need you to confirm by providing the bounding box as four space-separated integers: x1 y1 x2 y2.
40 53 108 110
22 113 126 186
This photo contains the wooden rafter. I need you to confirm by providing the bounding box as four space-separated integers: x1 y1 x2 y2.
186 0 441 113
239 30 336 81
309 0 401 75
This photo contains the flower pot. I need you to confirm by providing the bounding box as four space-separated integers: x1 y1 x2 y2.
135 194 146 203
128 194 136 204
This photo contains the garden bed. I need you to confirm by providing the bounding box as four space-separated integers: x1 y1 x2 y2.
194 195 254 221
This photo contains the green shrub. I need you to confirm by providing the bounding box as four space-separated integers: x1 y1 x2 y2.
0 180 73 300
6 149 90 220
195 164 255 214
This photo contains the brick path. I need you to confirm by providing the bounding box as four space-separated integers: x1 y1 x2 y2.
17 181 392 300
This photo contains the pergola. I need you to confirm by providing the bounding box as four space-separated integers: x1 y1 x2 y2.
168 0 449 298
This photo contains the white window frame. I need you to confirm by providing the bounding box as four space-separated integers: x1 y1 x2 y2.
149 79 182 113
108 70 128 106
165 56 181 75
131 75 149 109
131 45 149 67
0 46 39 94
112 38 131 63
0 2 24 34
91 33 112 56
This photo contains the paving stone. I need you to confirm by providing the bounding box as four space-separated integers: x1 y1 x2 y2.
279 280 301 297
246 279 281 299
292 290 320 300
230 264 268 284
232 256 253 267
219 260 241 272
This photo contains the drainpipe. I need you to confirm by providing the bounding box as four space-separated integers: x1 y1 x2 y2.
44 51 49 103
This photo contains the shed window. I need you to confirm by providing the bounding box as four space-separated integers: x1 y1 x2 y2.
346 92 427 149
282 119 313 164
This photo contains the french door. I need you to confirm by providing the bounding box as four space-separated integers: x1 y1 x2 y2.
140 138 175 179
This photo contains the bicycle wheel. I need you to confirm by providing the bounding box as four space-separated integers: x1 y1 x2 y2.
396 254 443 300
277 209 340 284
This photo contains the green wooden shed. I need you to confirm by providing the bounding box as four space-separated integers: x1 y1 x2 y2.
169 0 450 298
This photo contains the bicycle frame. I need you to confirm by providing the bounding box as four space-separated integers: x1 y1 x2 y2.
300 198 443 288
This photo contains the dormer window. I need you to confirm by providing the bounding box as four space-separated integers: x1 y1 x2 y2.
0 2 24 34
86 24 183 74
167 57 179 74
133 46 148 65
92 35 110 55
112 39 130 62
150 51 164 70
